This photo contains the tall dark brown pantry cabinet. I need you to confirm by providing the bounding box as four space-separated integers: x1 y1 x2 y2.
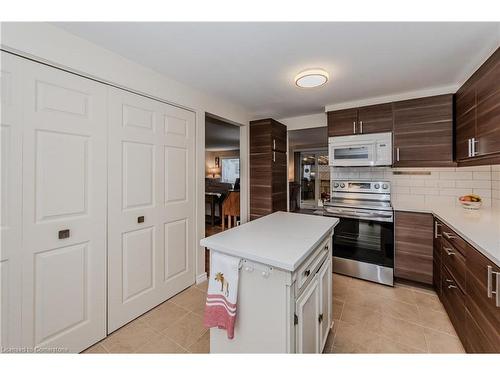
249 119 287 220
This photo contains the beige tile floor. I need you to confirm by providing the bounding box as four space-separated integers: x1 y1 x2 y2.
83 272 464 354
83 280 210 353
323 273 465 353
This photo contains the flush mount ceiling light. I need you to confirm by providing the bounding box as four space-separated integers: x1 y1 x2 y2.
294 69 329 88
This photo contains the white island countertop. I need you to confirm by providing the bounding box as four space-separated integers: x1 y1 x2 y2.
200 211 339 272
393 202 500 267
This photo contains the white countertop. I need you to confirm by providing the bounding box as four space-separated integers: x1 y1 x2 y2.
393 202 500 267
200 211 339 271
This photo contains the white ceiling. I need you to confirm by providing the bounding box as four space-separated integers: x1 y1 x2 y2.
53 22 499 119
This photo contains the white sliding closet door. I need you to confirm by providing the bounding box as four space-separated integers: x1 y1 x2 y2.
107 88 195 332
20 57 107 352
1 52 23 350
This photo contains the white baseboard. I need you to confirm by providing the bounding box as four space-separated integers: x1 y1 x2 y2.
196 272 208 284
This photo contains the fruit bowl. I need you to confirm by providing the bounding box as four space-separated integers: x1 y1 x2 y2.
458 194 482 210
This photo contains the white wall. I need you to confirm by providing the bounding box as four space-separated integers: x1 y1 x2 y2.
0 22 252 283
279 113 326 130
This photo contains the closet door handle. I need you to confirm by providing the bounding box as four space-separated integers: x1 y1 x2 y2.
58 229 70 239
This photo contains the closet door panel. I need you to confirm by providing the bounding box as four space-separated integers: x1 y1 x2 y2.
20 58 107 352
0 52 24 350
108 89 195 332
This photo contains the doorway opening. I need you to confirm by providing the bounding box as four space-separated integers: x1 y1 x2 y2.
288 127 330 212
204 114 241 273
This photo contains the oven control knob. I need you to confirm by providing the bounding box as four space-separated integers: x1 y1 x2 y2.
374 183 380 189
382 184 388 189
333 182 339 188
340 183 345 188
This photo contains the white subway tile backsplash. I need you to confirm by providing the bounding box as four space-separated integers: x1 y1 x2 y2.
410 187 428 195
439 171 473 180
455 180 491 189
424 180 439 188
425 195 455 206
392 186 410 194
331 165 496 209
437 180 456 188
473 171 492 180
473 189 492 198
439 188 473 197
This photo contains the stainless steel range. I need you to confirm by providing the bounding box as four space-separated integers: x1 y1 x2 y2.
323 180 394 286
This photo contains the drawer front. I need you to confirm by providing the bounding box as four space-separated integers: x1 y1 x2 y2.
440 223 469 257
296 237 330 293
441 266 466 341
441 237 466 292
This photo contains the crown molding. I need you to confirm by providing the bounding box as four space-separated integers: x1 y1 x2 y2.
324 84 459 112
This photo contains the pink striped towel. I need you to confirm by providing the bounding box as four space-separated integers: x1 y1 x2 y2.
203 252 240 339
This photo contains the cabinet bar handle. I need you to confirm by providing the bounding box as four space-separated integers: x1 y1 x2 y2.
488 265 494 298
273 139 276 150
396 147 400 162
468 138 472 157
273 151 275 162
448 284 458 289
472 137 478 156
442 232 456 240
434 222 442 238
495 270 500 307
444 247 455 256
353 121 356 134
359 121 363 134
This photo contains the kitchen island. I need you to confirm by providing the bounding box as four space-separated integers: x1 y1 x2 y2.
200 211 339 353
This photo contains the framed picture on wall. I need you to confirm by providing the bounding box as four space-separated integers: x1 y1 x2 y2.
215 156 220 167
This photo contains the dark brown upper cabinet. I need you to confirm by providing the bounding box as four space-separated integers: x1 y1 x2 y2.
357 103 394 134
327 108 358 136
456 47 500 166
327 103 392 137
392 94 455 167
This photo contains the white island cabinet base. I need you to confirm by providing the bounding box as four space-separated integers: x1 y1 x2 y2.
200 212 339 353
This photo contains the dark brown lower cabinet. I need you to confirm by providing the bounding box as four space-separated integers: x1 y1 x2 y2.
432 216 500 353
464 245 500 353
395 211 434 284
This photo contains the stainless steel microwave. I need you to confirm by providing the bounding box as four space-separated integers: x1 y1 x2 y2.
328 132 392 167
